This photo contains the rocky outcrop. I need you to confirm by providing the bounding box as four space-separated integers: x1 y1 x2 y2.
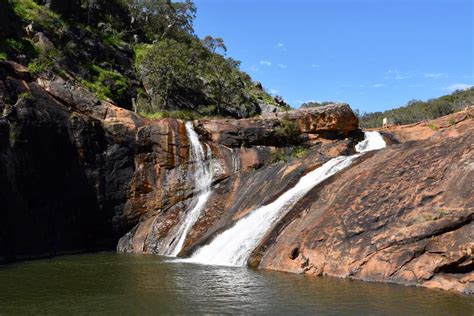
0 61 140 261
380 106 473 143
0 61 356 262
252 116 473 294
195 103 359 147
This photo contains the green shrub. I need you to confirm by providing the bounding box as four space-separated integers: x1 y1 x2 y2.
275 115 301 143
428 123 439 131
18 91 32 100
12 0 64 29
301 101 335 108
139 110 198 121
270 150 288 163
82 64 129 101
28 58 51 75
0 37 38 61
134 44 152 65
139 111 164 120
291 147 308 159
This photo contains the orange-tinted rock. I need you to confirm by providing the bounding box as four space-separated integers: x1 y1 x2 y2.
255 117 474 294
1 61 358 263
378 106 473 142
195 103 358 147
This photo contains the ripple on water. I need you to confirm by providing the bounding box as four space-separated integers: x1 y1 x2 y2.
0 253 472 315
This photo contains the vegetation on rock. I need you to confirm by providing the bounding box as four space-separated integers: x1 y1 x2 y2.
2 0 287 118
301 101 336 108
275 115 301 143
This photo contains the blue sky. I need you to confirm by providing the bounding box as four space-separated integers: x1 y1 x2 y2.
193 0 473 112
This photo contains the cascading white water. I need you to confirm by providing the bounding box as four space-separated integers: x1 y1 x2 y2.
164 122 214 256
181 131 386 266
355 131 386 152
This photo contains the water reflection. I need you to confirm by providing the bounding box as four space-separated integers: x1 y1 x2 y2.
0 253 472 315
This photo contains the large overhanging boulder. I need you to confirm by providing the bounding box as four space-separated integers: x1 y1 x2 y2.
195 103 359 147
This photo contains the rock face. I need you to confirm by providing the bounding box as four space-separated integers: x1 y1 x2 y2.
116 104 360 256
1 61 472 294
0 61 358 262
195 103 358 147
0 61 140 261
253 116 474 294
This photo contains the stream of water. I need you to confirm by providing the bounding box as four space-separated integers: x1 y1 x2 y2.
162 122 214 256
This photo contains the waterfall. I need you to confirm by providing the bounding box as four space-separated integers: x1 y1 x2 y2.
181 131 386 266
164 122 214 257
355 131 386 153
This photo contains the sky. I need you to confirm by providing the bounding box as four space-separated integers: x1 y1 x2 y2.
192 0 473 112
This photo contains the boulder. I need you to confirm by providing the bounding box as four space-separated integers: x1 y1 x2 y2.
195 103 359 147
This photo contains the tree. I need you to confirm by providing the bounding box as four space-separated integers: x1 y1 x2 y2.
127 0 196 40
137 39 205 110
206 54 241 114
201 35 227 54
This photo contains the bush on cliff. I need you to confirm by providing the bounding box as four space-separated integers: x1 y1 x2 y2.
301 101 336 108
275 115 301 143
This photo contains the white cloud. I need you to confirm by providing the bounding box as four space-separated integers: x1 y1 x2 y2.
311 64 320 68
445 83 472 91
269 89 279 94
276 43 285 48
384 69 409 80
277 64 287 68
372 83 386 88
424 73 448 79
260 60 272 66
248 66 259 72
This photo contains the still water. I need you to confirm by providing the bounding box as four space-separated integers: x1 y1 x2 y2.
0 253 472 315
